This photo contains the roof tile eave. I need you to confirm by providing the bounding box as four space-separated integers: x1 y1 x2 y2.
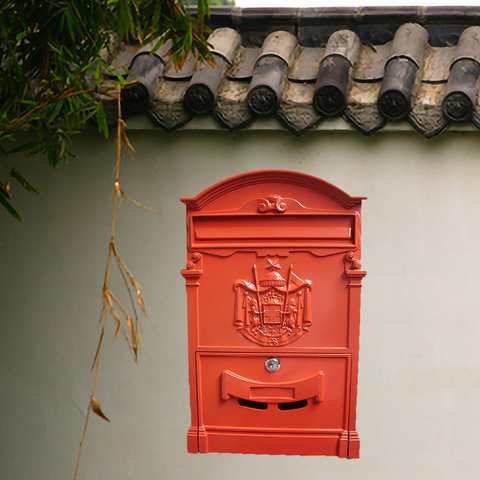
102 9 480 138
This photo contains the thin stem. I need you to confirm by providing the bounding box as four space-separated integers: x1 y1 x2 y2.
74 307 107 475
74 407 91 479
110 85 123 241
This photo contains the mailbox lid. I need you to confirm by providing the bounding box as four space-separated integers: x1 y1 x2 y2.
196 352 352 432
182 170 364 258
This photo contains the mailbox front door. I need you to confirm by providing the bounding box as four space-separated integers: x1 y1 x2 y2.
181 170 366 458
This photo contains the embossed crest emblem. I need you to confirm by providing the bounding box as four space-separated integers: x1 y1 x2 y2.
234 259 313 346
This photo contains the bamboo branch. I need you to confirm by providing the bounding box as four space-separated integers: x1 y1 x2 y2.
0 88 96 140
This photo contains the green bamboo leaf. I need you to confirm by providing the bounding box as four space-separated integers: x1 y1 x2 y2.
47 145 62 168
0 95 15 118
7 141 41 155
96 103 109 139
58 137 66 160
0 181 12 199
48 42 64 55
15 31 27 42
0 193 23 222
10 168 41 195
94 63 102 90
0 0 211 185
113 70 128 85
64 8 78 41
197 0 210 23
149 38 167 58
51 99 64 120
19 100 38 107
186 25 193 50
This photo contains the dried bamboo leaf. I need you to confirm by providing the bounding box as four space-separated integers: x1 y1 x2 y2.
118 185 162 214
91 317 106 371
136 289 147 315
125 265 141 292
115 320 121 338
136 324 142 348
90 396 110 422
113 247 141 292
112 251 139 325
105 289 124 331
126 315 138 360
122 129 135 154
126 315 134 334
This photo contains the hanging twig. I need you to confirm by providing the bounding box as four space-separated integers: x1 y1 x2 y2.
74 61 166 473
74 85 122 480
74 83 149 479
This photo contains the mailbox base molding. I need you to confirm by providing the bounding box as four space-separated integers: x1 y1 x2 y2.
187 426 204 454
188 427 360 458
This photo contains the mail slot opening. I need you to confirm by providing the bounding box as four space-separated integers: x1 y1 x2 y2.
191 214 356 249
238 398 269 410
278 399 309 411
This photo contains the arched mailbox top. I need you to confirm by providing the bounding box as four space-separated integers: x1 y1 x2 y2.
181 170 365 257
180 170 366 211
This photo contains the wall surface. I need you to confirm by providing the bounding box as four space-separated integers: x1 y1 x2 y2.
1 126 480 479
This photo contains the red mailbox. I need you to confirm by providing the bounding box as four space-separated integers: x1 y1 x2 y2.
181 170 366 458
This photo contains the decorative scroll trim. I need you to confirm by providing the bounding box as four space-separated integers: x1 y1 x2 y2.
186 252 202 270
257 195 288 213
345 251 361 270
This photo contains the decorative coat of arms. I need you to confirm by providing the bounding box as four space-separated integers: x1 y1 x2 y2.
234 259 313 346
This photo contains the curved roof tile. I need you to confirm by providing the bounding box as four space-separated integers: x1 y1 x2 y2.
111 7 480 137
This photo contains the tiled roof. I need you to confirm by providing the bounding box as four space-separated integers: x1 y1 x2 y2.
102 7 480 137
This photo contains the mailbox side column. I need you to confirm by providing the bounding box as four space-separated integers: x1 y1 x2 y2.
181 252 204 454
340 253 366 459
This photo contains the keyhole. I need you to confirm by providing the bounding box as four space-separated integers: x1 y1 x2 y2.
265 357 280 372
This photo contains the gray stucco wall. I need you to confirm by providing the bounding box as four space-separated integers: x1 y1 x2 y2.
2 126 480 479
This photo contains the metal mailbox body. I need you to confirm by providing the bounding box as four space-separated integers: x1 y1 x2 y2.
181 170 366 458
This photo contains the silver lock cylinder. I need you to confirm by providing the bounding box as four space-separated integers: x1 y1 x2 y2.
265 357 281 372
